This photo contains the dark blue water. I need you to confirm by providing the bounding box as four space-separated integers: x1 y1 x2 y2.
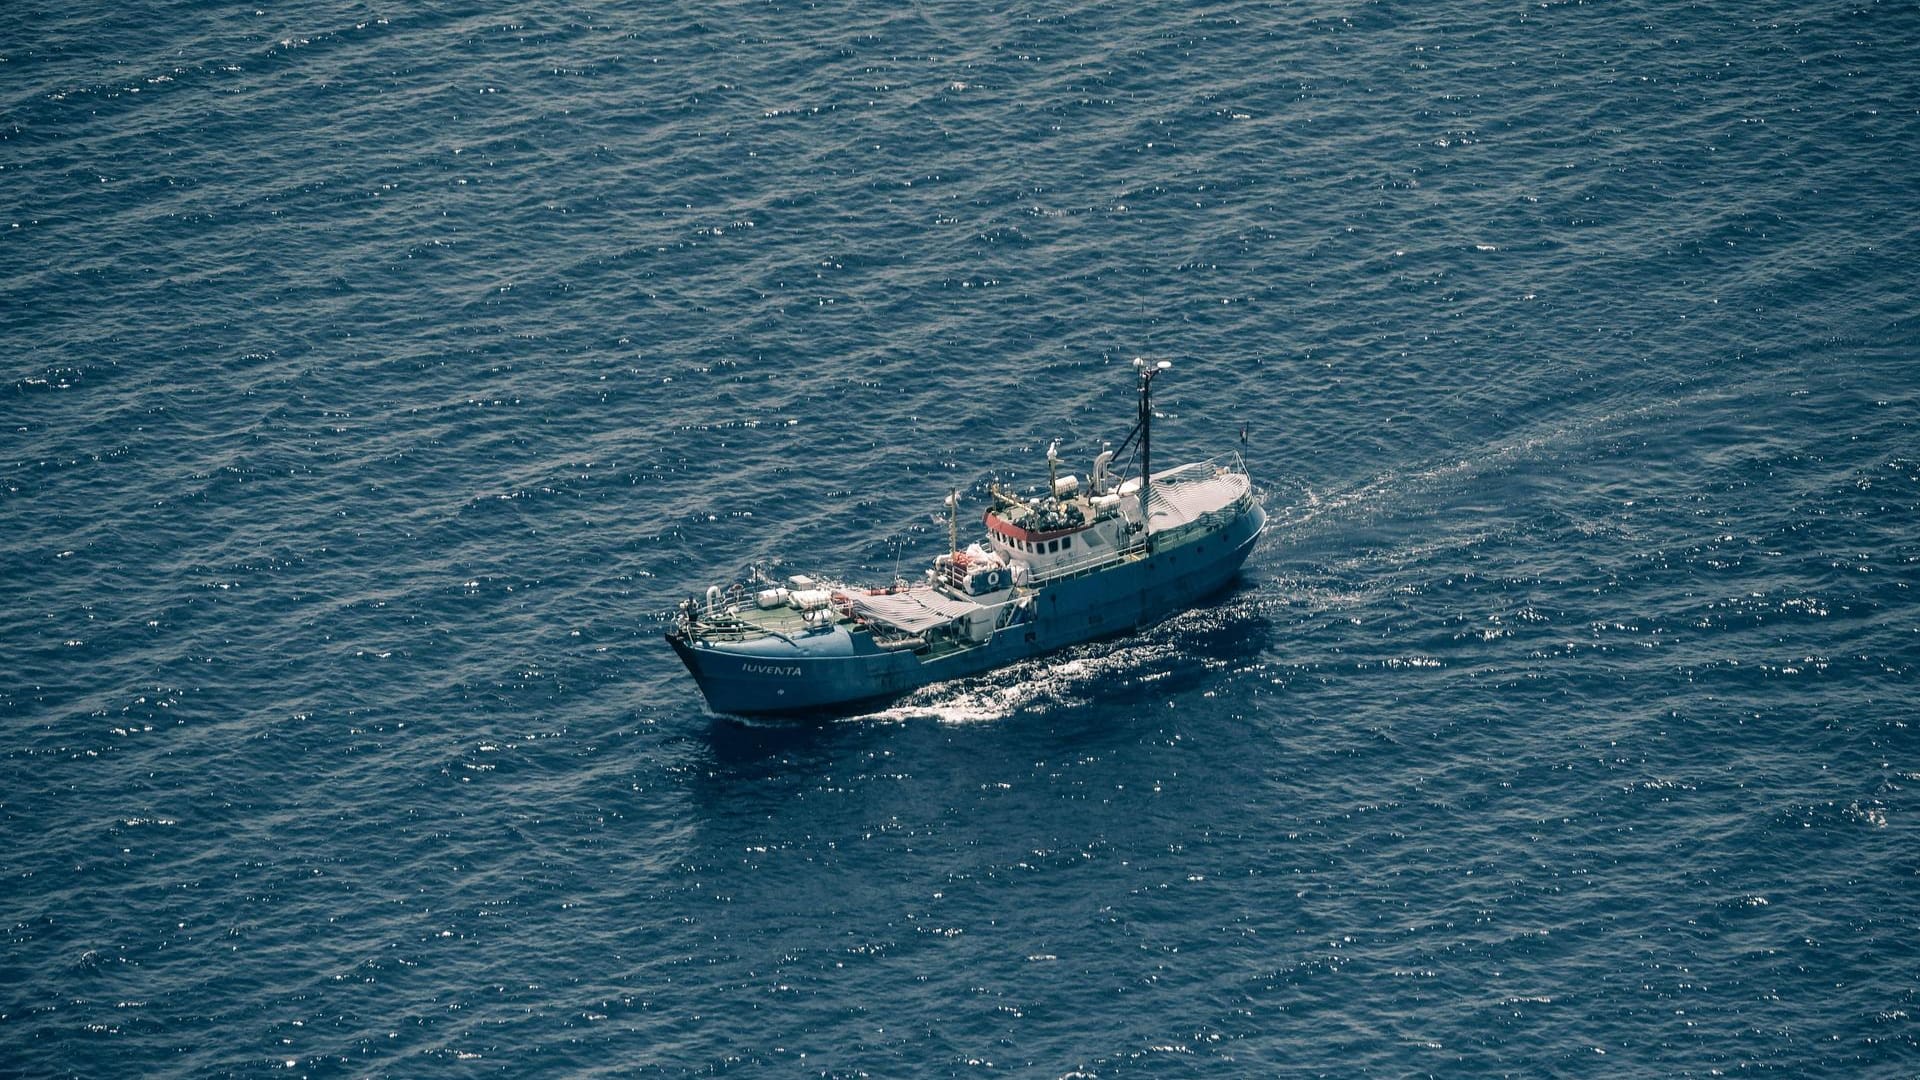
4 2 1917 1074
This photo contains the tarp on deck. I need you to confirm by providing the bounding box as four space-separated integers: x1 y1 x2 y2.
852 588 982 633
1147 465 1250 530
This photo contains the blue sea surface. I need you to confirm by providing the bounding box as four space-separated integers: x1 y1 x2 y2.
4 1 1917 1074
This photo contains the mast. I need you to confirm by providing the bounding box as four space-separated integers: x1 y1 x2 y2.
1134 358 1170 551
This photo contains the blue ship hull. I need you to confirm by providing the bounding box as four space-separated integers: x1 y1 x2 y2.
668 499 1265 717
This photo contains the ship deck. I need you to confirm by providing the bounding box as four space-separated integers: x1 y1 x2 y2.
682 458 1253 650
684 600 825 642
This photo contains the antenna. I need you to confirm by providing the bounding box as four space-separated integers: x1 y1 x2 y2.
1135 358 1171 551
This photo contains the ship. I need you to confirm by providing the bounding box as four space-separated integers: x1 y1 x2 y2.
667 360 1267 716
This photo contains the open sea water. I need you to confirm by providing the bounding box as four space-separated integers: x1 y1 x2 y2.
4 1 1918 1075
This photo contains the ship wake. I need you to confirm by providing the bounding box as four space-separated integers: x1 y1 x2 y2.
854 599 1274 726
